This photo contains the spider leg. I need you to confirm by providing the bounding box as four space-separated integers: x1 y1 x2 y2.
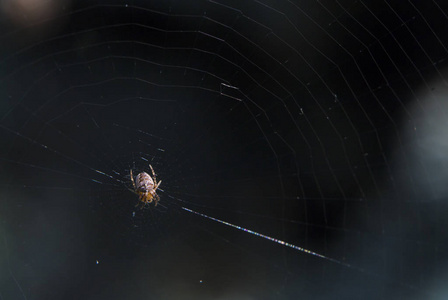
148 165 161 207
149 164 156 177
136 198 145 209
149 164 158 184
154 180 162 190
135 194 141 207
130 169 136 190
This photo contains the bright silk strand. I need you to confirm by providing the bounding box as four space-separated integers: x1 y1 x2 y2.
181 207 357 269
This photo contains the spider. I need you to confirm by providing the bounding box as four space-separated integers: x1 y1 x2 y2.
130 164 162 208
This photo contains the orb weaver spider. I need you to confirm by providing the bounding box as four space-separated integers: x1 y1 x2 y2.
130 164 162 208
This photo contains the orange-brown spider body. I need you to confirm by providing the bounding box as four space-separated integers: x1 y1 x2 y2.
130 164 161 207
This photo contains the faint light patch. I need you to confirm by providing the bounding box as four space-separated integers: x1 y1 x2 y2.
398 78 448 201
2 0 57 23
0 0 71 40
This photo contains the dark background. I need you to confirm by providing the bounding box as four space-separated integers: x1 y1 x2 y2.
1 0 448 299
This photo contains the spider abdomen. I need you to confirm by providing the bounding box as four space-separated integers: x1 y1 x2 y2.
136 172 154 192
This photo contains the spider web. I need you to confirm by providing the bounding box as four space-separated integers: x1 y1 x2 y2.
0 0 447 299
